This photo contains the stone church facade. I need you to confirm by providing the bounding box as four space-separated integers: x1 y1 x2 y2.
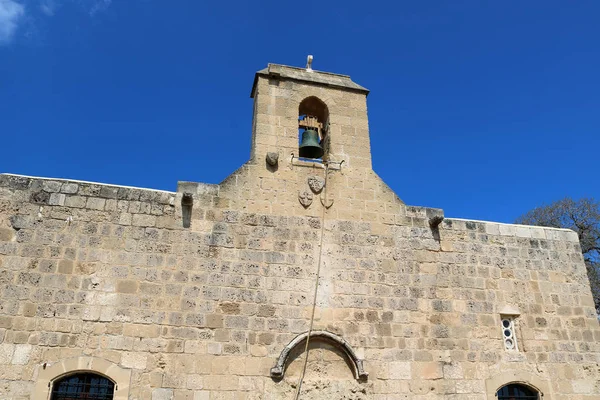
0 61 598 399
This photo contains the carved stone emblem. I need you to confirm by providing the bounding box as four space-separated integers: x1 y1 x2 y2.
307 176 325 194
266 152 279 166
298 190 313 208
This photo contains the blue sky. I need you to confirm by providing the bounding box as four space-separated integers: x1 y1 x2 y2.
1 1 599 223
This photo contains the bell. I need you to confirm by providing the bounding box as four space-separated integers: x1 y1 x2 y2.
299 129 324 159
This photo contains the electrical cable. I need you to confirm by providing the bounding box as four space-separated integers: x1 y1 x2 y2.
293 163 330 400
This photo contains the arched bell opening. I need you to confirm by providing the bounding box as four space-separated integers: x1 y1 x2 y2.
298 97 329 161
270 330 367 382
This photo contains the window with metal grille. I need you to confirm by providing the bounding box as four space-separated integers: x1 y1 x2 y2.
496 383 539 399
51 373 114 400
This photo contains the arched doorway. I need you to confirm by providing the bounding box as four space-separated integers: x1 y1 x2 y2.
496 383 539 399
51 372 115 400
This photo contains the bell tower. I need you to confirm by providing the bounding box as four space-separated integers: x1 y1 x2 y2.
249 58 372 170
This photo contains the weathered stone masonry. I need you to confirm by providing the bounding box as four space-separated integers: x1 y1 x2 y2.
0 62 599 399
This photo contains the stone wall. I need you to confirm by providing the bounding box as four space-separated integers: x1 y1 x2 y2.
0 63 599 399
0 173 598 400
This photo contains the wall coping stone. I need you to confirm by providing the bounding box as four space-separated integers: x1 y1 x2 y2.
177 181 220 196
446 217 579 242
0 173 175 195
251 63 370 98
0 174 583 245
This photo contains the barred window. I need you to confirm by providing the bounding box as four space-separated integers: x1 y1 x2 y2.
51 373 114 400
496 383 539 399
501 316 519 351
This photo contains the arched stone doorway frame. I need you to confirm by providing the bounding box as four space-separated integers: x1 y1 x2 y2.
270 330 368 381
31 356 131 400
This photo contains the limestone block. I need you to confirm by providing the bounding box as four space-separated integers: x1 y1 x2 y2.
564 230 579 242
58 260 74 274
49 193 66 206
530 226 546 239
11 344 32 365
133 214 156 227
207 343 222 355
152 388 174 400
99 186 118 199
64 195 87 208
116 280 139 294
498 224 515 236
389 361 411 380
514 225 531 238
205 314 223 328
484 223 500 235
86 197 106 210
412 362 443 380
9 215 31 230
42 181 61 193
193 392 209 400
61 183 79 194
186 375 203 390
0 228 15 242
0 343 15 364
571 379 594 394
122 351 148 369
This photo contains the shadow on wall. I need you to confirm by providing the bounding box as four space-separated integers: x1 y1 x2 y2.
181 193 193 228
283 340 357 381
268 340 372 400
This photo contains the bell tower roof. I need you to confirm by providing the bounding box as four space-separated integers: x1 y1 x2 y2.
250 63 369 98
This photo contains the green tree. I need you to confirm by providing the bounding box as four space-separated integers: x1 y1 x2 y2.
516 198 600 315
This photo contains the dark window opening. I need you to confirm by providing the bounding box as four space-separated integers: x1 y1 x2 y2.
51 373 115 400
497 383 539 400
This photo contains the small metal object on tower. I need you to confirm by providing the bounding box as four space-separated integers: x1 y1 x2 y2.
306 55 313 72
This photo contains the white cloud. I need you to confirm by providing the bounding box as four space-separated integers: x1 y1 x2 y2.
0 0 112 45
39 0 112 18
40 0 56 16
89 0 110 16
0 0 25 45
